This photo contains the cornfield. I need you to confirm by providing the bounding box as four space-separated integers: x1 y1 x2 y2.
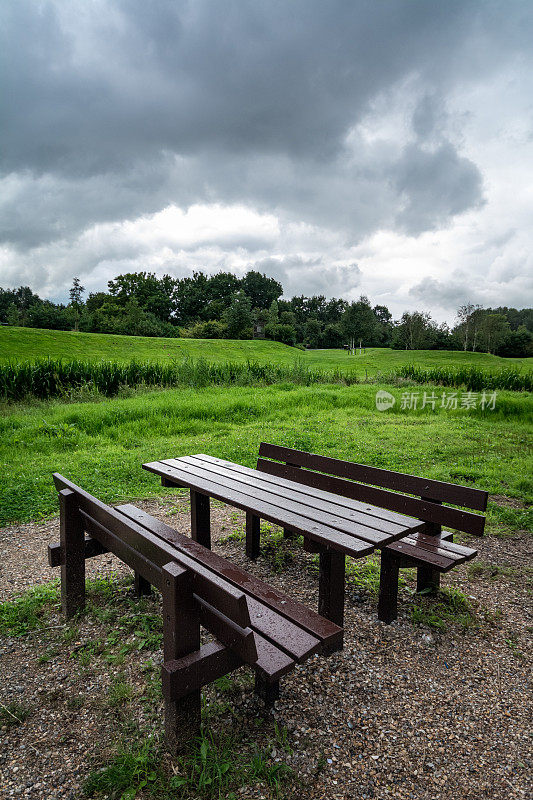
0 357 359 401
396 364 532 392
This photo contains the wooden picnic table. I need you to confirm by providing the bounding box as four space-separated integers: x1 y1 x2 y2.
143 453 427 629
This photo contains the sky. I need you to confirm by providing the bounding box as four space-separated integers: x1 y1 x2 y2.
1 0 532 324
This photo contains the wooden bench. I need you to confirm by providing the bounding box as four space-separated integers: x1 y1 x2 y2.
47 473 342 753
255 444 488 624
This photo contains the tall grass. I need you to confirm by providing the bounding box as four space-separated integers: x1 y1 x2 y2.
0 357 358 401
397 364 532 392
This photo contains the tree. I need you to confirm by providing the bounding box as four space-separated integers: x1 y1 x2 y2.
69 277 85 332
241 271 282 309
478 313 510 354
224 292 253 339
341 296 378 351
304 319 323 348
373 304 393 346
455 303 484 351
108 272 176 322
393 311 435 350
496 325 533 357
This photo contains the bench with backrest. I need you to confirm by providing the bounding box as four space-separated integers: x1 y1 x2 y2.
47 474 342 753
254 444 488 624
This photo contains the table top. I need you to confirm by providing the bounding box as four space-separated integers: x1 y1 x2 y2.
143 454 426 559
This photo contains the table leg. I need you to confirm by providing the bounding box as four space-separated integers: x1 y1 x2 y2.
134 571 152 597
246 512 260 560
254 672 280 706
318 550 345 631
191 490 211 549
377 549 399 624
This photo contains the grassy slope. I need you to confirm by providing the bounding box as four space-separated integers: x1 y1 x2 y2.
1 383 531 530
1 326 532 375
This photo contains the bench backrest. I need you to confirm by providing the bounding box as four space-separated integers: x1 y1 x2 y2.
256 443 488 536
52 473 254 647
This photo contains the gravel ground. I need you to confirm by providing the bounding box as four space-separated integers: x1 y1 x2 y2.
0 495 531 800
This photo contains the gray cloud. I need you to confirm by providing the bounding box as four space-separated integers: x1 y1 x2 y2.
1 0 532 317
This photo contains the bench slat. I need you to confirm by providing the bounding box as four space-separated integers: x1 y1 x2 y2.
385 533 477 571
143 460 374 558
177 455 407 543
402 532 477 558
256 460 485 537
196 454 421 530
117 503 342 653
184 455 412 537
259 443 488 510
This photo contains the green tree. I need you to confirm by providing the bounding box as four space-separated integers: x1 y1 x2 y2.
224 292 253 339
304 318 323 348
341 296 378 350
392 311 436 350
69 277 85 331
241 271 282 309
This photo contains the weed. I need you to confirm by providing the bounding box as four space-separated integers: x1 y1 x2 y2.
0 582 59 636
0 701 31 727
108 675 134 707
410 587 476 631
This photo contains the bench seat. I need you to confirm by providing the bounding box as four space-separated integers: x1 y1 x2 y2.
385 531 478 572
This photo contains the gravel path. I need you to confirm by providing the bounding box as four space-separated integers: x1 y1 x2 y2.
1 495 531 800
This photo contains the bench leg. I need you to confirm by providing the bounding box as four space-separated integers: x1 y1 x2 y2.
191 490 211 549
283 527 296 539
162 562 201 754
59 489 86 619
134 571 152 597
318 550 345 642
245 512 260 560
377 550 400 624
254 672 280 706
416 565 441 594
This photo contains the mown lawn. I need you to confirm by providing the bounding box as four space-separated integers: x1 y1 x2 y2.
1 326 532 375
1 383 531 532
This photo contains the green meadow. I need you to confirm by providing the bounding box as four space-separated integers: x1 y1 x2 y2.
2 326 532 375
1 382 531 532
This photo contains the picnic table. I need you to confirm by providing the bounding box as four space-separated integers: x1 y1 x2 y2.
143 453 427 631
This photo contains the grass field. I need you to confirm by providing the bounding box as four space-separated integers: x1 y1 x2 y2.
2 326 532 375
1 382 531 531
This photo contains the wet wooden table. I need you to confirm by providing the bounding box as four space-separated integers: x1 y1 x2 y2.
143 453 426 626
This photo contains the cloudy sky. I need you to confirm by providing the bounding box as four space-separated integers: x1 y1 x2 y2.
1 0 532 323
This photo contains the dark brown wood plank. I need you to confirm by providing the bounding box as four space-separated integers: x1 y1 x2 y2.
158 457 397 547
48 536 108 567
256 460 485 536
258 443 488 510
53 474 250 628
143 460 375 557
403 532 477 558
116 503 343 649
198 599 294 680
181 455 408 538
59 489 86 618
384 539 457 570
195 453 421 530
161 561 201 751
162 641 242 701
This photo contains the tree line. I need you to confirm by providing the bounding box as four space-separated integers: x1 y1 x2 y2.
1 270 531 356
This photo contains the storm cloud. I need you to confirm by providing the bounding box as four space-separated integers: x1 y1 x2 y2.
1 0 532 319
